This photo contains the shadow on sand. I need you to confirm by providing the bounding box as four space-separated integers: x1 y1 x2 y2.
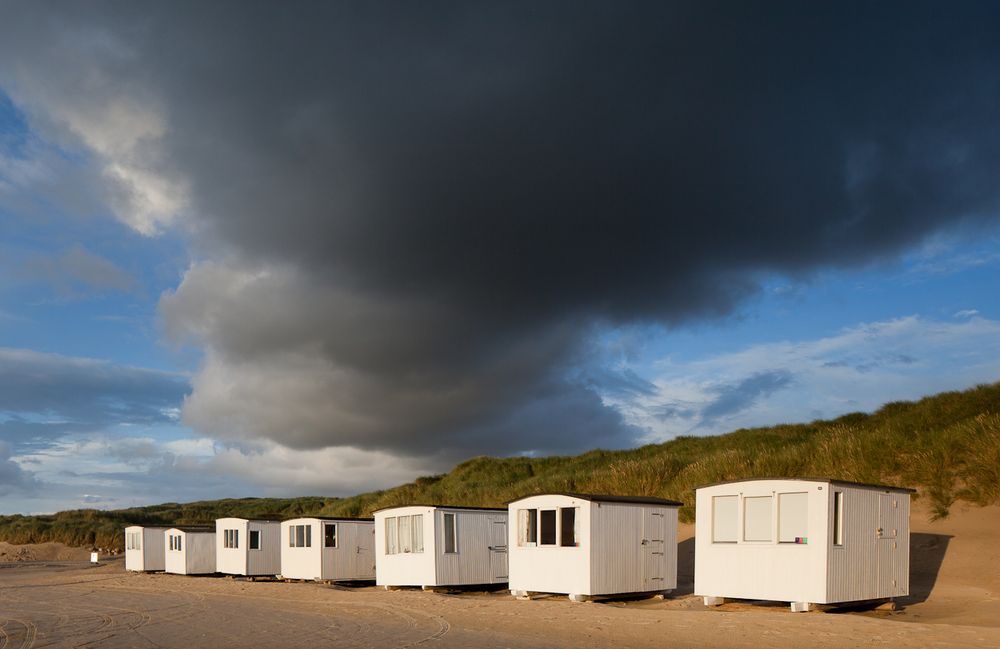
675 537 695 596
899 532 952 606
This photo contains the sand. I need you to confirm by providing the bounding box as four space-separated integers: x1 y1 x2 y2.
0 501 997 648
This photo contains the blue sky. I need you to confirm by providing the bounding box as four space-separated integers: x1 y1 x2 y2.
1 4 999 514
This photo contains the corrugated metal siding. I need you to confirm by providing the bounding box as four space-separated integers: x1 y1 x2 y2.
322 520 375 580
825 487 909 602
186 531 217 574
435 509 507 586
247 521 282 576
591 503 678 595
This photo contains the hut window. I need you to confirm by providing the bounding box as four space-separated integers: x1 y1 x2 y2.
517 508 538 546
743 495 773 542
412 515 424 552
386 517 398 554
778 492 808 543
290 524 311 548
127 532 141 550
443 513 457 553
324 523 337 548
224 529 239 549
833 491 844 546
539 509 557 545
385 515 423 554
712 495 738 543
560 508 578 547
249 530 261 550
169 534 182 551
398 515 413 553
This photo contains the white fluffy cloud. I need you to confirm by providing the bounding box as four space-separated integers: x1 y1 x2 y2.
616 315 1000 441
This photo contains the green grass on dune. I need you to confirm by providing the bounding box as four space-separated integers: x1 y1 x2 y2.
3 382 999 550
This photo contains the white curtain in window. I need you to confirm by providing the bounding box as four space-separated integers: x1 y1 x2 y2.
412 514 424 552
386 517 398 554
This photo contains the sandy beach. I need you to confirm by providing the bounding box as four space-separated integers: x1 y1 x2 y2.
1 501 997 648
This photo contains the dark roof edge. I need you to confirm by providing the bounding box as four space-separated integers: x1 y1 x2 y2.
281 516 375 523
371 504 507 514
694 477 916 494
167 525 216 533
507 492 684 507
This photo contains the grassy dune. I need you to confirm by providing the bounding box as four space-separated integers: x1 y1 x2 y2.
3 382 999 550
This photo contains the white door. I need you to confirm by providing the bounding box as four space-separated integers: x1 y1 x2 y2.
489 519 508 582
877 494 904 596
642 509 666 591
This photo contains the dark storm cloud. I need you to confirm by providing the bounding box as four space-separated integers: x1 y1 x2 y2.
2 2 999 457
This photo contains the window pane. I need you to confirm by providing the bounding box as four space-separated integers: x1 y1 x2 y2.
234 530 239 549
443 513 456 553
540 510 556 545
289 526 295 547
412 515 424 553
712 495 738 543
744 496 773 542
177 535 182 552
305 524 312 548
560 508 577 546
778 492 808 543
324 524 337 548
517 509 538 546
386 517 397 554
398 515 412 552
296 525 305 547
250 530 261 550
833 492 844 546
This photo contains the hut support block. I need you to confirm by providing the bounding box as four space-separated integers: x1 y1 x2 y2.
703 596 724 607
790 602 812 613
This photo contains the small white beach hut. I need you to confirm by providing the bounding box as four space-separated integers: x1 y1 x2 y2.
164 526 217 575
279 517 375 581
124 525 169 571
215 518 282 576
695 478 914 611
373 505 508 589
507 493 682 601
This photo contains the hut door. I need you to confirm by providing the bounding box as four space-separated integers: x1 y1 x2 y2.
877 494 902 595
489 519 508 582
642 510 666 591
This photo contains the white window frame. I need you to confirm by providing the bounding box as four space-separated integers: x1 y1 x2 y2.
777 492 809 544
833 491 844 547
712 495 738 543
249 529 261 550
443 512 457 554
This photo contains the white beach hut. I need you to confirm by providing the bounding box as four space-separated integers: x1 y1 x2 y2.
695 478 914 612
164 526 217 575
279 517 375 581
373 505 508 589
215 518 282 577
507 493 682 601
124 525 169 571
